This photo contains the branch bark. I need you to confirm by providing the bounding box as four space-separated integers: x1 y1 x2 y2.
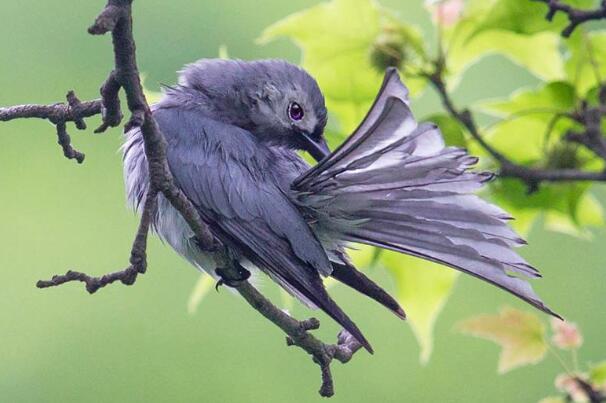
573 376 606 403
0 0 362 396
417 2 606 191
230 275 363 397
37 189 157 293
533 0 606 37
424 56 606 193
0 93 101 163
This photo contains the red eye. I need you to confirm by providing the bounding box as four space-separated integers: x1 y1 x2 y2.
288 102 304 121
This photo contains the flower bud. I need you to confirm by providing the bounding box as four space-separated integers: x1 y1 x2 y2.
546 143 580 170
551 318 583 350
370 26 407 71
425 0 465 27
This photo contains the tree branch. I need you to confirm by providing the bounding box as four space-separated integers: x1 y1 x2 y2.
573 376 606 403
566 103 606 160
0 93 101 163
424 57 606 192
533 0 606 37
37 189 156 293
0 0 363 396
94 71 123 133
231 275 363 397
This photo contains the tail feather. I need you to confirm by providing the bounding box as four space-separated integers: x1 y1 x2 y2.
221 220 375 352
295 68 558 318
356 213 538 276
305 281 375 353
267 268 375 353
351 232 560 319
330 260 406 319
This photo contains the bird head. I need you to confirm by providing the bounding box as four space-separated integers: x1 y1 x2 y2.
172 59 330 161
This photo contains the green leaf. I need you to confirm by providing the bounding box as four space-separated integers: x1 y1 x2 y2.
490 179 602 238
457 307 548 373
424 113 467 147
259 0 382 133
585 84 605 107
545 192 605 238
470 0 594 36
448 30 565 83
476 118 549 163
382 252 459 364
565 31 606 96
476 79 601 237
575 193 605 228
348 244 381 269
473 107 581 169
479 81 576 118
259 0 427 133
590 361 606 387
444 0 566 83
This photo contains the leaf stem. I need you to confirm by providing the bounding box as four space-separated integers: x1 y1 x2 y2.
572 348 580 373
548 343 574 375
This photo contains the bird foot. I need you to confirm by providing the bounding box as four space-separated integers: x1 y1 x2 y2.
215 265 251 290
193 236 221 252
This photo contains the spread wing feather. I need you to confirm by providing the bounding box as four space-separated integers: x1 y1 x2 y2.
294 68 559 318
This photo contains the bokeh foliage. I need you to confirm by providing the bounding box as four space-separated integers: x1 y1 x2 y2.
254 0 606 364
1 0 605 402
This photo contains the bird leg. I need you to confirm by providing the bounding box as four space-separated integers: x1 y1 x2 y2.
215 264 251 290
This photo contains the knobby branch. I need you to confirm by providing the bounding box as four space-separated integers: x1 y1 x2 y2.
0 0 362 397
1 0 604 397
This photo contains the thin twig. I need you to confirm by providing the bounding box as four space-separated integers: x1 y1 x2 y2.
573 376 606 403
422 58 509 165
533 0 606 37
37 189 157 293
0 96 101 123
423 57 606 192
566 106 606 160
231 275 363 397
1 0 364 396
0 93 101 163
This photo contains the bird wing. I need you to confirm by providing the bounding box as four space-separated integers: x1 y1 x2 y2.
293 69 559 319
153 107 373 352
294 67 410 188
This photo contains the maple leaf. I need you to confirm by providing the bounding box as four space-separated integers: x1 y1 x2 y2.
457 307 548 373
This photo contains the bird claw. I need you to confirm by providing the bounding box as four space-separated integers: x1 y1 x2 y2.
214 265 251 290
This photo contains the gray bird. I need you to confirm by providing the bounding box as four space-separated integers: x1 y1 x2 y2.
123 59 557 352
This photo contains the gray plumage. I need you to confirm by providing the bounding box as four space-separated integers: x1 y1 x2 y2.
123 59 557 353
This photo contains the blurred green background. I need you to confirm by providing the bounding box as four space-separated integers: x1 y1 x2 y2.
0 1 604 402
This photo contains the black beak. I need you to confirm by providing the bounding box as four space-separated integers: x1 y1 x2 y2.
301 133 330 162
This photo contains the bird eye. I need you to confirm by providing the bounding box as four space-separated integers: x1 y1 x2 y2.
288 102 304 121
